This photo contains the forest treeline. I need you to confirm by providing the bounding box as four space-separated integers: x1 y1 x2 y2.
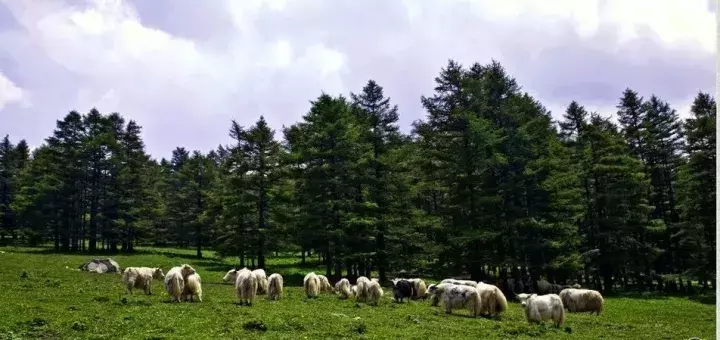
0 60 715 294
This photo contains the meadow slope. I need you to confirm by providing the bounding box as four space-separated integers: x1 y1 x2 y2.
0 247 715 340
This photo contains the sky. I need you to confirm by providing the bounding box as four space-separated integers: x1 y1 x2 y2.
0 0 716 158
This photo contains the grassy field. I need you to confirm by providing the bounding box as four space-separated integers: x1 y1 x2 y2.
0 246 715 340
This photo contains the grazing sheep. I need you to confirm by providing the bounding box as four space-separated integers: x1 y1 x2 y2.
235 267 258 306
335 278 353 299
122 267 164 295
427 283 453 307
440 284 482 317
559 288 604 315
517 293 565 328
476 282 508 317
392 279 415 303
253 269 268 294
222 268 240 283
355 276 371 302
407 278 428 299
350 285 358 297
303 272 320 298
164 264 195 302
366 279 384 306
440 278 478 287
182 272 203 302
317 274 334 293
267 273 284 300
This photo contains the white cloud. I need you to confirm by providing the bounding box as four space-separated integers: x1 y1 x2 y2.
0 70 27 111
0 0 714 156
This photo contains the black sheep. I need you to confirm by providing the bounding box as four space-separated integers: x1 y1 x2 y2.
393 279 415 303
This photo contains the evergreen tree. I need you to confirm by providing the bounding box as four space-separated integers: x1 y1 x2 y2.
350 79 403 282
292 94 368 277
166 147 192 247
583 114 657 291
677 92 716 289
212 122 257 265
46 111 87 251
180 150 216 258
117 120 151 252
12 146 59 246
241 116 282 268
641 95 684 275
616 88 646 161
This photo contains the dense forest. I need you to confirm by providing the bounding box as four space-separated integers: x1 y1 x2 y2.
0 60 715 294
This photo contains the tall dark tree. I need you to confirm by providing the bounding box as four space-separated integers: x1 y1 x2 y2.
350 79 403 282
291 94 368 277
241 116 282 268
616 88 646 161
0 136 29 241
641 95 684 275
677 92 716 289
117 120 151 253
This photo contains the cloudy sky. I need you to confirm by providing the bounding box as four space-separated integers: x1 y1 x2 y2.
0 0 716 158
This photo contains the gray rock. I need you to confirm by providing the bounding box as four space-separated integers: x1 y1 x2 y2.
79 258 121 274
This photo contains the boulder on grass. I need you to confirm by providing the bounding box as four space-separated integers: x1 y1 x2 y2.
79 258 121 274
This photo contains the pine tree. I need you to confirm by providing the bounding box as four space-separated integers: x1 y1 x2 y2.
292 93 367 277
641 95 684 275
166 147 192 247
241 116 282 268
12 146 59 246
559 101 588 142
583 114 657 292
0 135 15 241
180 151 216 258
350 79 403 282
616 88 646 161
677 92 716 289
212 122 255 265
46 111 88 251
117 120 151 253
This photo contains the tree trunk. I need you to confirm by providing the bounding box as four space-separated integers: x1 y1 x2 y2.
325 251 332 278
359 261 366 278
602 270 613 294
334 261 342 280
195 223 202 258
377 231 387 283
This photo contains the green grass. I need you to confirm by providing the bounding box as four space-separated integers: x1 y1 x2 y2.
0 246 715 340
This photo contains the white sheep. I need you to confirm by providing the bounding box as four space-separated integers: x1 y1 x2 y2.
427 283 453 307
407 278 428 299
235 267 258 305
440 284 482 317
517 293 565 328
164 264 196 302
559 288 604 315
267 273 284 300
350 284 358 297
303 272 320 298
317 274 334 293
365 279 384 306
335 278 352 299
355 276 371 302
222 268 239 283
182 272 203 302
440 278 478 287
253 269 268 294
476 281 508 317
122 267 164 295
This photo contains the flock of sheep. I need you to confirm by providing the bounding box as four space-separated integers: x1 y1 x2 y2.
119 264 605 328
